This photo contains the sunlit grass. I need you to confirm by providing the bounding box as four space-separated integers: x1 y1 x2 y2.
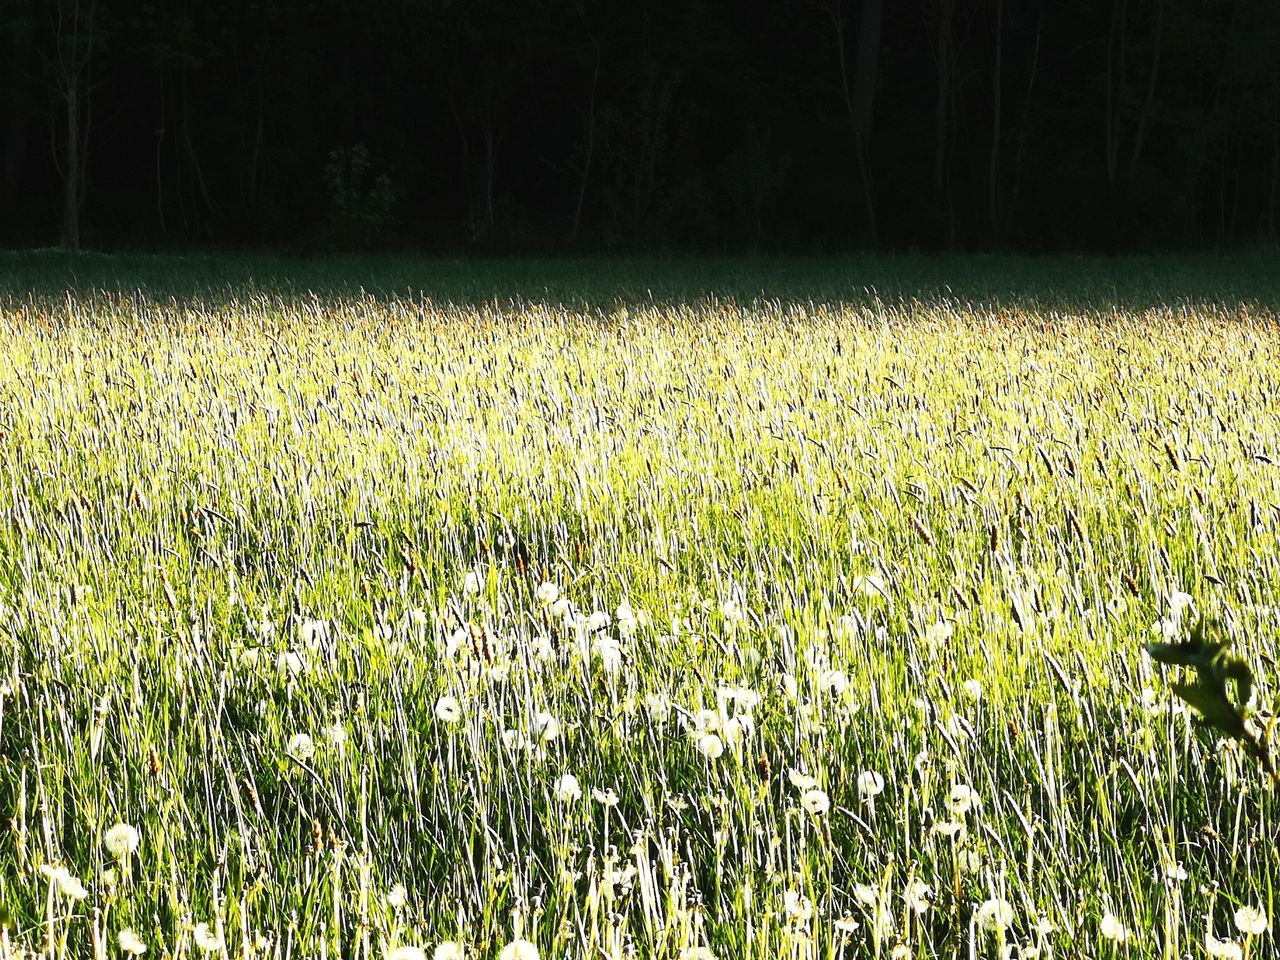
0 256 1277 960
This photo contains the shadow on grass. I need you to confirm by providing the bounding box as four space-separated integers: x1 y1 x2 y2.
2 248 1280 312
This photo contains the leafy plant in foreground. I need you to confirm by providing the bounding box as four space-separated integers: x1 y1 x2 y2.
1146 615 1279 785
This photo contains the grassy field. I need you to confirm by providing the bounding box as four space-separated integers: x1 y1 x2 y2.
0 252 1277 960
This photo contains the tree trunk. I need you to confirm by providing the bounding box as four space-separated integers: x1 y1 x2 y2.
1270 123 1279 243
571 46 600 243
988 0 1003 247
1005 2 1042 245
481 104 498 243
852 0 882 244
1104 0 1127 190
62 84 80 251
4 54 28 211
1128 0 1162 179
830 0 882 245
931 0 956 246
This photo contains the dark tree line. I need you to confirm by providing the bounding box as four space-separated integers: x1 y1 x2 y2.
2 0 1279 253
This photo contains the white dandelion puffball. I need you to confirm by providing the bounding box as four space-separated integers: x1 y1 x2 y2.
1169 590 1196 620
722 716 748 746
276 650 305 676
535 582 559 607
1235 905 1268 936
820 669 849 695
934 819 966 839
856 770 885 799
56 871 88 900
720 597 746 624
118 929 147 956
192 923 223 953
591 787 620 807
800 789 830 815
498 939 539 960
696 733 725 760
788 769 820 791
529 635 554 661
783 890 814 922
924 621 953 644
1205 934 1243 959
531 710 560 742
833 915 860 934
286 732 316 762
297 618 330 649
384 884 408 908
387 948 426 960
905 881 932 914
644 694 671 722
948 783 977 816
550 597 572 619
104 822 141 859
975 898 1015 932
461 571 481 596
616 601 639 635
1099 913 1129 943
553 773 582 802
435 696 462 724
962 679 984 701
594 635 624 673
432 944 466 960
678 949 717 960
853 884 880 907
851 574 887 598
323 723 348 751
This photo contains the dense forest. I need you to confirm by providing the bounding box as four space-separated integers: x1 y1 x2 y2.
2 0 1279 253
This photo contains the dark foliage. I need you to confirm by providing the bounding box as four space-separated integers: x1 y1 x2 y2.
2 0 1278 253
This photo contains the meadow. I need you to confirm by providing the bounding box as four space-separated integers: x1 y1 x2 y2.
0 251 1278 960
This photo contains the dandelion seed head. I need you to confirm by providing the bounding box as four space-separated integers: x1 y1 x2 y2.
385 884 408 909
1100 913 1128 943
1205 935 1242 959
285 733 316 762
192 923 223 953
104 822 140 859
833 914 859 934
498 939 539 960
1235 906 1268 936
532 711 560 741
697 733 725 760
948 783 977 816
553 773 582 802
782 890 814 922
788 769 819 791
905 881 932 914
118 930 147 956
435 696 462 724
820 669 849 696
975 898 1015 933
856 770 885 799
924 621 953 645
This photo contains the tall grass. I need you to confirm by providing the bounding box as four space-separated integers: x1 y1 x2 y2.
0 255 1276 960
